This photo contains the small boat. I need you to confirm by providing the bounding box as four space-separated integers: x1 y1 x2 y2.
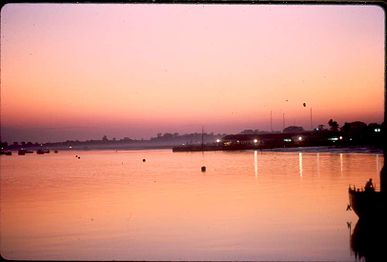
349 187 386 221
18 148 34 155
37 148 50 154
0 151 12 156
18 149 26 155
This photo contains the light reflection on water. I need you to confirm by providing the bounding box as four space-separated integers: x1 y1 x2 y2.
0 150 384 260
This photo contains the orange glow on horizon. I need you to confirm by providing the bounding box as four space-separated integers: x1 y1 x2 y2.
0 4 384 141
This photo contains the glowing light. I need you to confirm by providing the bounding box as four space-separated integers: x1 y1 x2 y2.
374 128 381 132
216 139 221 143
339 136 343 140
298 136 303 141
69 146 72 149
253 139 258 143
283 138 292 142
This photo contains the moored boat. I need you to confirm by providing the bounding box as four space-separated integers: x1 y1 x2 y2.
348 187 386 221
18 149 34 155
37 148 50 154
0 150 12 156
18 149 26 155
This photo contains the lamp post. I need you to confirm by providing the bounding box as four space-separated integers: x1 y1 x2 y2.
303 102 313 130
310 107 313 130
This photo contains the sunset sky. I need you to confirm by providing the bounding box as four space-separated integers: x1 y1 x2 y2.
0 4 384 143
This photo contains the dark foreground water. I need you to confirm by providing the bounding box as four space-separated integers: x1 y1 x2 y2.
0 150 383 260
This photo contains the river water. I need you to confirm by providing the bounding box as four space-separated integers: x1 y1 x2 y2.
0 149 383 260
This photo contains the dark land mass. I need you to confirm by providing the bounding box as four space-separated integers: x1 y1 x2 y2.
0 120 384 154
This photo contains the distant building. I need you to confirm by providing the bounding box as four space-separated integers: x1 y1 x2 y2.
283 126 304 133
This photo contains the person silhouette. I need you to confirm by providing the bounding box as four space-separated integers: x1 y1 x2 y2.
365 178 375 192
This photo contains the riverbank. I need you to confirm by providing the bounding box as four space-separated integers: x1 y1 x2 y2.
261 146 383 154
1 145 383 155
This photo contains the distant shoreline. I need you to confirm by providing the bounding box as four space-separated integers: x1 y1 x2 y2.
260 146 383 154
3 146 382 154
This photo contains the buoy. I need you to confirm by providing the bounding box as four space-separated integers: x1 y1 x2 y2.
142 159 146 162
201 166 206 172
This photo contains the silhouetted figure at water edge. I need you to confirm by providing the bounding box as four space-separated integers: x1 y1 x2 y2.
365 178 375 192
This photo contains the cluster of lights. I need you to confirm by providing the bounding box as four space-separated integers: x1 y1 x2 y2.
283 138 292 142
329 136 343 141
374 128 381 133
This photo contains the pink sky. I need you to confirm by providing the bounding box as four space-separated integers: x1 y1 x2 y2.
0 4 384 142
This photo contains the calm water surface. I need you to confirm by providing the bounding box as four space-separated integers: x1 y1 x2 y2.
0 150 383 260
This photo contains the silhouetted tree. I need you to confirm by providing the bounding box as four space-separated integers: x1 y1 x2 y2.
102 135 108 142
328 119 339 132
342 121 367 134
367 123 382 133
240 129 255 134
283 126 304 133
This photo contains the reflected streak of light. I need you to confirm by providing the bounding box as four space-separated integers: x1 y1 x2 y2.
317 153 320 176
340 153 343 176
254 150 258 178
299 152 303 177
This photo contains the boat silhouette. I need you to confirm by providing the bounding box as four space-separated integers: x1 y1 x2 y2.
18 149 34 155
348 112 386 222
37 148 50 154
348 186 386 221
350 218 387 261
